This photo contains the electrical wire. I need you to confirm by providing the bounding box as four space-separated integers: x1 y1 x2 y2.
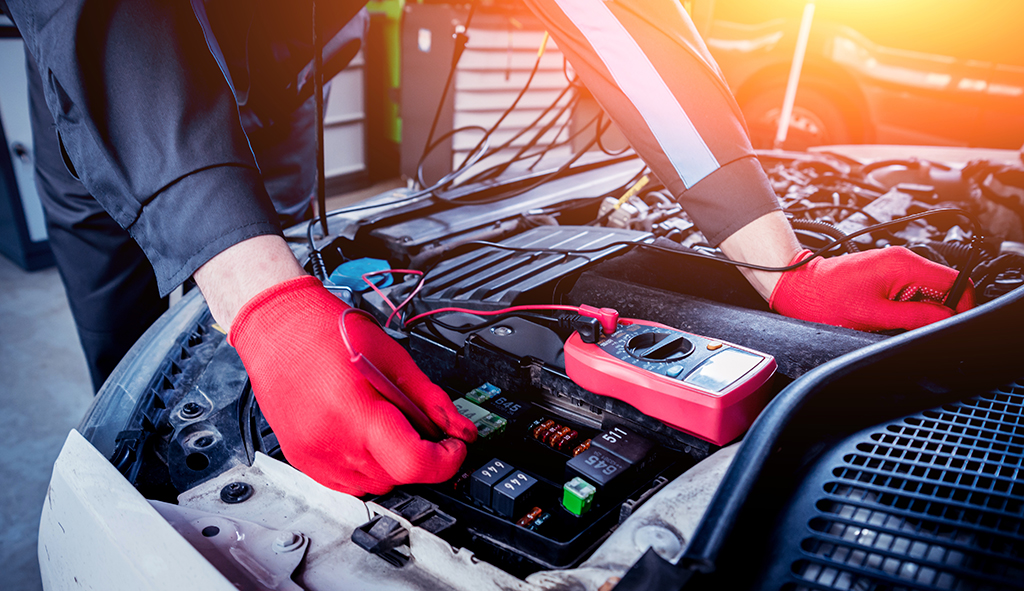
361 269 420 313
304 126 492 253
439 120 615 207
359 269 428 330
524 103 582 170
455 32 549 174
783 204 882 224
313 0 327 237
415 125 492 192
480 93 582 180
306 17 567 255
304 10 600 254
594 111 630 157
466 84 579 183
387 274 430 330
453 41 580 185
417 1 479 188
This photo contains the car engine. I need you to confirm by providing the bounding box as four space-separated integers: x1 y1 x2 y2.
56 147 1024 591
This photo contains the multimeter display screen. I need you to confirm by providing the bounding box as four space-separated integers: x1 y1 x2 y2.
683 348 764 393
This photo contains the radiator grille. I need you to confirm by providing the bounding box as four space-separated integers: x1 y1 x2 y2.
790 381 1024 591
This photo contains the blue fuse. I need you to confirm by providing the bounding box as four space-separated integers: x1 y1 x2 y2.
527 512 551 531
465 382 501 404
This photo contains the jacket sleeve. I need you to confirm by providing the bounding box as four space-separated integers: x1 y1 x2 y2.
5 0 281 295
523 0 780 245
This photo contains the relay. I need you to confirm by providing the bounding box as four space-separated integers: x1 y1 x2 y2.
592 425 655 472
493 471 539 518
565 426 654 492
565 447 629 490
470 459 515 506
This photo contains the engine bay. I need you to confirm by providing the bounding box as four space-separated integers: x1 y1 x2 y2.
88 147 1024 588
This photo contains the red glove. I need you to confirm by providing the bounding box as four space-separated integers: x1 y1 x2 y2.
229 275 477 496
769 247 975 332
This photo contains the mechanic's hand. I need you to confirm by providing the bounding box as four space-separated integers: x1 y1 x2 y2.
229 275 477 496
769 247 975 332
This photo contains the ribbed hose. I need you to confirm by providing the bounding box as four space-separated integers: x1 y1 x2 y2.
309 249 328 281
789 219 860 254
925 240 974 267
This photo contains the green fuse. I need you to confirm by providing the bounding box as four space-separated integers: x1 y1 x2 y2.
476 413 507 439
563 477 597 516
465 382 501 404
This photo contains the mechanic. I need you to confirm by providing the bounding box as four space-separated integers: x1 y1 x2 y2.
3 0 974 496
20 5 370 392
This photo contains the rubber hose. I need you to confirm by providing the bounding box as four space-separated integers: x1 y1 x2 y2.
789 219 860 254
925 240 974 267
309 248 328 281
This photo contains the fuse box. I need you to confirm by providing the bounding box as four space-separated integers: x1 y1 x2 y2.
375 382 689 574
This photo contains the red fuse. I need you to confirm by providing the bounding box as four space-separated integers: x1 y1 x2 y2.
532 419 555 439
452 471 471 493
516 507 543 527
572 438 592 456
549 426 572 448
541 423 563 445
554 429 579 451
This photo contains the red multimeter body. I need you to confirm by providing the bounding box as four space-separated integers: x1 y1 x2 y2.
563 318 776 445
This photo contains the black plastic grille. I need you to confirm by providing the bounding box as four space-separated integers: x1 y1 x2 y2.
791 381 1024 591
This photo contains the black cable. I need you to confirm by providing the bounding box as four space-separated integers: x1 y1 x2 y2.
305 125 492 255
459 70 581 184
491 83 577 153
500 96 584 176
456 35 548 174
304 145 635 257
440 124 610 206
784 204 882 224
417 1 479 188
815 173 888 196
313 0 327 237
789 219 859 254
415 125 491 191
523 100 596 171
944 233 978 307
594 111 630 157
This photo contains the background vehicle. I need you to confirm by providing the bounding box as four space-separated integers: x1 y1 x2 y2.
38 142 1024 590
703 0 1024 149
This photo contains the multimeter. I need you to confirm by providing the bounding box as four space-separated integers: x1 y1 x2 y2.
563 318 776 445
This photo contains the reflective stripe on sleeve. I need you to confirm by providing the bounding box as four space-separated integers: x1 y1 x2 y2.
553 0 720 188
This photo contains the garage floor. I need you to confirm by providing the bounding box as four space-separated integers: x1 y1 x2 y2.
0 179 403 590
0 255 92 591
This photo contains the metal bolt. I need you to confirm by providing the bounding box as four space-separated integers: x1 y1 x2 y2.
491 326 514 337
633 524 682 560
180 402 204 420
220 481 254 504
273 532 304 553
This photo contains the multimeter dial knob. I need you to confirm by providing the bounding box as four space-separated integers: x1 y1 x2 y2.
625 331 693 362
